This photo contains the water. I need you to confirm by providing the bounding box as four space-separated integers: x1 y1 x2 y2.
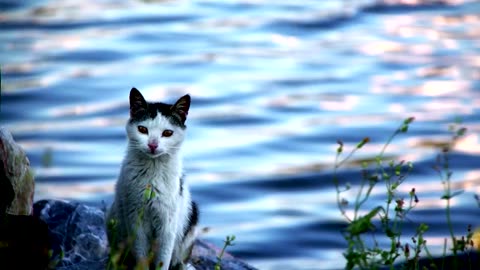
2 0 480 269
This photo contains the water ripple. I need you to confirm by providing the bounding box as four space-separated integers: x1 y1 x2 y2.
1 0 480 269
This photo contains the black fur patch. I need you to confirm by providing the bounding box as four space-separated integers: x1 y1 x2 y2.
183 201 199 239
129 88 190 128
179 175 184 196
129 102 187 128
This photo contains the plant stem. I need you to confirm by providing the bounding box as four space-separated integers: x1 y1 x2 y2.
334 151 352 222
441 238 447 270
353 178 366 220
215 236 236 270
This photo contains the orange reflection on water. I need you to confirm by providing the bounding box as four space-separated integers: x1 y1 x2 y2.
455 133 480 155
415 65 460 78
468 55 480 67
359 41 404 56
407 133 480 155
473 228 480 250
459 170 480 193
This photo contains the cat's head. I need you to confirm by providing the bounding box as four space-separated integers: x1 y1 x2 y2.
126 87 190 158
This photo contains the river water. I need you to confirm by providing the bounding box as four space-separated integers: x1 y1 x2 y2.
1 0 480 269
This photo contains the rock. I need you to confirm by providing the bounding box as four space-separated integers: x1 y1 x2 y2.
34 199 257 270
380 251 480 270
0 127 51 270
0 158 15 214
33 200 109 268
0 213 51 270
0 127 35 215
401 251 479 270
191 240 257 270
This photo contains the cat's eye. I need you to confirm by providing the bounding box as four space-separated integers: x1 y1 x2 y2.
137 126 148 134
162 129 173 137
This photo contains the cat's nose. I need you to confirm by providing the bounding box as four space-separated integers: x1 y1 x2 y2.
148 143 158 151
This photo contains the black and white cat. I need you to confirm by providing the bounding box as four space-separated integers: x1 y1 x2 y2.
107 88 198 270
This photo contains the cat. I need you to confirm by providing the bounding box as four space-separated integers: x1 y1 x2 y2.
106 88 198 270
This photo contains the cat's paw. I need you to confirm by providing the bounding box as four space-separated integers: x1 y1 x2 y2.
169 263 196 270
185 263 196 270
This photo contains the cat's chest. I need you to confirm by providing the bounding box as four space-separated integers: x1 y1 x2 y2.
128 164 180 191
146 160 179 180
144 181 181 216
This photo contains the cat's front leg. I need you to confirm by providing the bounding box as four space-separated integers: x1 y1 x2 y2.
152 230 176 269
152 215 178 270
132 225 149 267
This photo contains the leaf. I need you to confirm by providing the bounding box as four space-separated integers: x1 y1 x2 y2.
143 189 151 201
451 190 464 198
404 117 415 125
347 206 383 235
386 228 396 238
417 223 429 234
357 137 370 149
457 127 467 137
150 190 156 200
441 190 464 200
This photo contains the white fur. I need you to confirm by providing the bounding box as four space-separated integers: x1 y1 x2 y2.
107 113 196 270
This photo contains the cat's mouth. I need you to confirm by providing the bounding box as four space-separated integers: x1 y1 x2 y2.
145 149 166 158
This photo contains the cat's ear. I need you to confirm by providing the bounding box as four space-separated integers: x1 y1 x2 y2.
171 94 190 125
129 87 147 118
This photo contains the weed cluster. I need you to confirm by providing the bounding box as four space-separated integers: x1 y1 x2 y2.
333 118 478 270
215 235 237 270
107 183 163 270
106 181 236 270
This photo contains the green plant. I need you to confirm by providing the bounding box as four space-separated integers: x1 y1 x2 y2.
334 117 416 269
215 235 236 270
47 247 64 269
107 182 236 270
333 117 475 270
107 183 162 270
434 123 471 270
41 147 53 167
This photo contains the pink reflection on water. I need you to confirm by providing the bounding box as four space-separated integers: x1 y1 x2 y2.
415 80 470 96
270 34 301 48
455 134 480 155
32 35 83 51
361 6 480 124
46 100 127 117
8 117 125 134
35 180 115 201
359 41 404 56
266 93 360 112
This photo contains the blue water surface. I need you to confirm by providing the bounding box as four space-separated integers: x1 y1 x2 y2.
1 0 480 269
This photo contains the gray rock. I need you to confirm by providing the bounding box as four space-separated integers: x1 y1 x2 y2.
0 127 51 270
33 200 109 268
34 199 257 270
191 239 257 270
0 127 35 215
